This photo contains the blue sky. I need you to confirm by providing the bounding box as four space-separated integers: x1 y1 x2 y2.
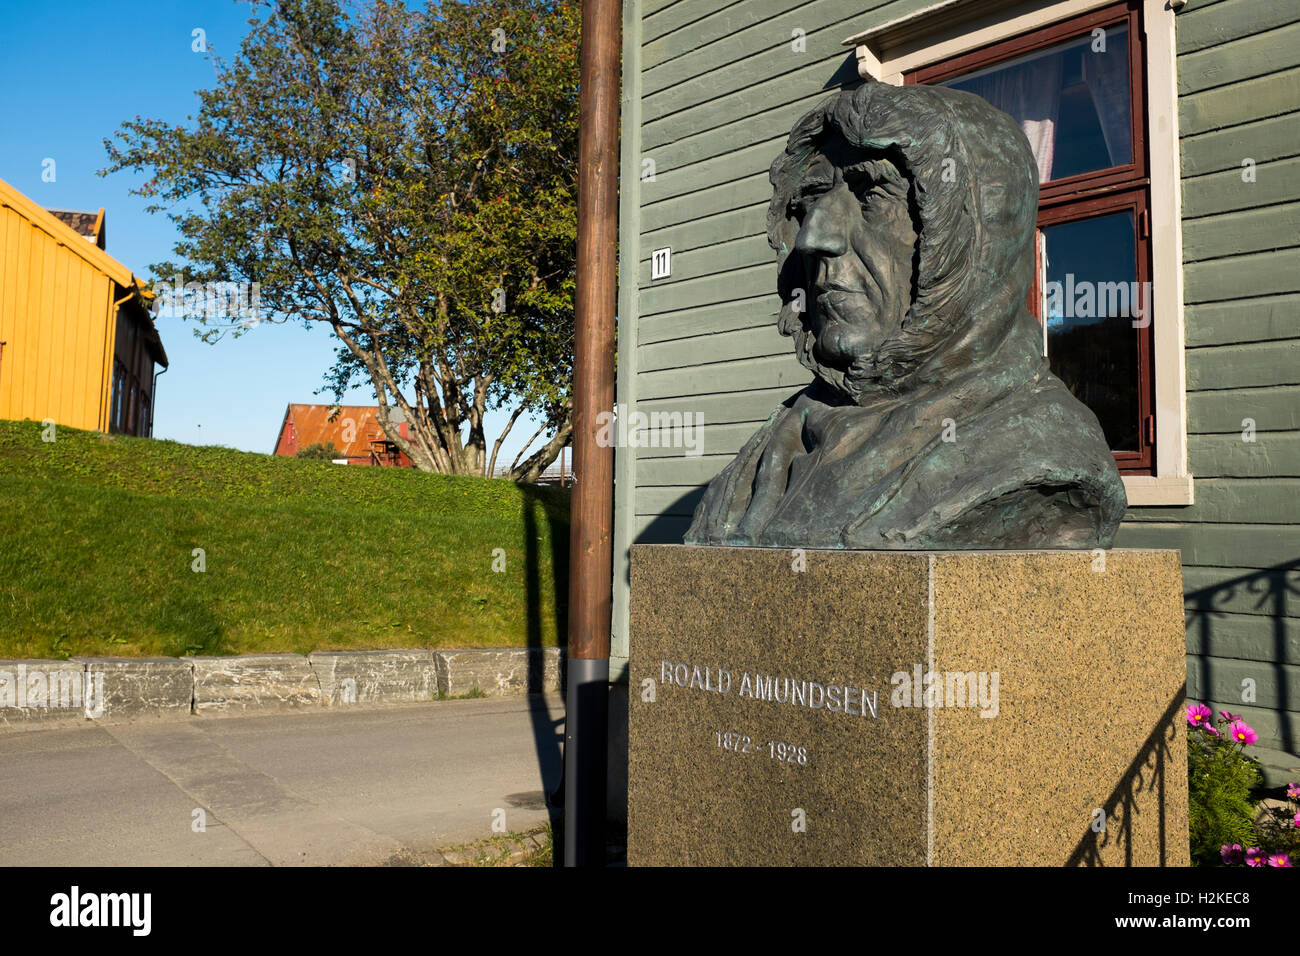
0 0 544 463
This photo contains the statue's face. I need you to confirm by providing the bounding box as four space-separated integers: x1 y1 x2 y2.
788 135 919 393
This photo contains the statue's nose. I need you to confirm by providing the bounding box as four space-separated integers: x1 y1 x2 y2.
794 191 849 260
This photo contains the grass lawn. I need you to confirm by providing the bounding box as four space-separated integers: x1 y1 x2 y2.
0 419 568 659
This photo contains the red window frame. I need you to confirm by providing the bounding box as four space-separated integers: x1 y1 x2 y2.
905 0 1156 474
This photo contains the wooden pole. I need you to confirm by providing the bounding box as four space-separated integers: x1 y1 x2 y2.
564 0 619 867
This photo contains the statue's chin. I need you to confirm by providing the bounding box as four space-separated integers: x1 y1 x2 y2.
803 332 882 405
790 299 910 404
800 350 873 406
810 297 899 362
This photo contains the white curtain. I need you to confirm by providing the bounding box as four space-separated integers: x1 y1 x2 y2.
959 55 1064 183
1083 36 1132 168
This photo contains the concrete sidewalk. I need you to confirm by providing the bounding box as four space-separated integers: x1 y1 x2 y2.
0 696 564 866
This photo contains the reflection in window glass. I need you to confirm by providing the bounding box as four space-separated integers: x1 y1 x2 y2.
941 25 1130 182
1041 211 1140 451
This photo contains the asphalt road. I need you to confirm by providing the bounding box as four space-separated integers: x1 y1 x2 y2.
0 696 565 866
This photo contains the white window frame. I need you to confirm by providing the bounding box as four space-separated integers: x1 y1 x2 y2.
845 0 1192 506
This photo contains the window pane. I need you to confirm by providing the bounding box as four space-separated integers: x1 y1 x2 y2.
111 366 124 431
940 24 1130 182
1041 210 1141 451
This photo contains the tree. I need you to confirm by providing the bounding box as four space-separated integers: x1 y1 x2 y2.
103 0 578 479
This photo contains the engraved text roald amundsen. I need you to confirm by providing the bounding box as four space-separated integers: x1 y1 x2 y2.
659 660 879 718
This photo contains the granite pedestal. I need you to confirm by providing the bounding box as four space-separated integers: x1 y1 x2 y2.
627 546 1189 866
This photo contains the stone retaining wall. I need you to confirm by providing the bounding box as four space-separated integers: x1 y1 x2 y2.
438 648 564 699
0 648 564 726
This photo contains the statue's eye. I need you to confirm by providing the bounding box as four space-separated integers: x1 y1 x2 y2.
843 167 891 210
790 182 831 219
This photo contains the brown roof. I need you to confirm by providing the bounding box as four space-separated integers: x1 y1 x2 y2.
279 404 402 458
48 209 96 235
46 208 105 249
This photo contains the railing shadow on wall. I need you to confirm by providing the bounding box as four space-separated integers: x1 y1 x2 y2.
1185 559 1299 756
1067 688 1184 867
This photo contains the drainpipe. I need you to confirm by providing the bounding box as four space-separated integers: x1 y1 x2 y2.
149 365 167 438
565 0 619 868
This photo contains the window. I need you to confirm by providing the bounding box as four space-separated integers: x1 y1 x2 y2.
110 362 126 432
908 1 1153 473
847 0 1191 503
110 358 148 436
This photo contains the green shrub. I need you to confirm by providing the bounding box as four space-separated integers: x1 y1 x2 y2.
295 442 342 461
1187 708 1261 865
1187 704 1298 867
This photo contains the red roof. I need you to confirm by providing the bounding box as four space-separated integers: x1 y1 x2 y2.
274 404 410 461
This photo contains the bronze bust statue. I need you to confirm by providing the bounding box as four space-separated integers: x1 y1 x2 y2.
685 81 1126 550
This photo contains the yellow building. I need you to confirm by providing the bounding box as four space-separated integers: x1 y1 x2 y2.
0 177 167 436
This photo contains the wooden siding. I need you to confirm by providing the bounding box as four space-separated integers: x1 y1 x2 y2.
0 201 115 431
615 0 1300 763
1133 0 1300 761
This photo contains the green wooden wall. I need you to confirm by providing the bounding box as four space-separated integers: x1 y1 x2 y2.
614 0 1300 770
1118 0 1300 773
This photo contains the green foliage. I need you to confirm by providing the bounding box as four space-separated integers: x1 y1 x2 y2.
1187 705 1300 867
1254 794 1300 862
0 420 568 658
438 686 488 700
1188 723 1262 865
295 441 342 461
526 827 555 868
101 0 579 477
439 824 553 866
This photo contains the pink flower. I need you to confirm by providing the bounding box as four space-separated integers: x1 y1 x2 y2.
1292 810 1300 828
1205 726 1222 738
1267 853 1292 867
1227 720 1259 746
1287 783 1300 799
1246 847 1266 867
1218 710 1241 722
1187 704 1212 727
1220 844 1244 865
